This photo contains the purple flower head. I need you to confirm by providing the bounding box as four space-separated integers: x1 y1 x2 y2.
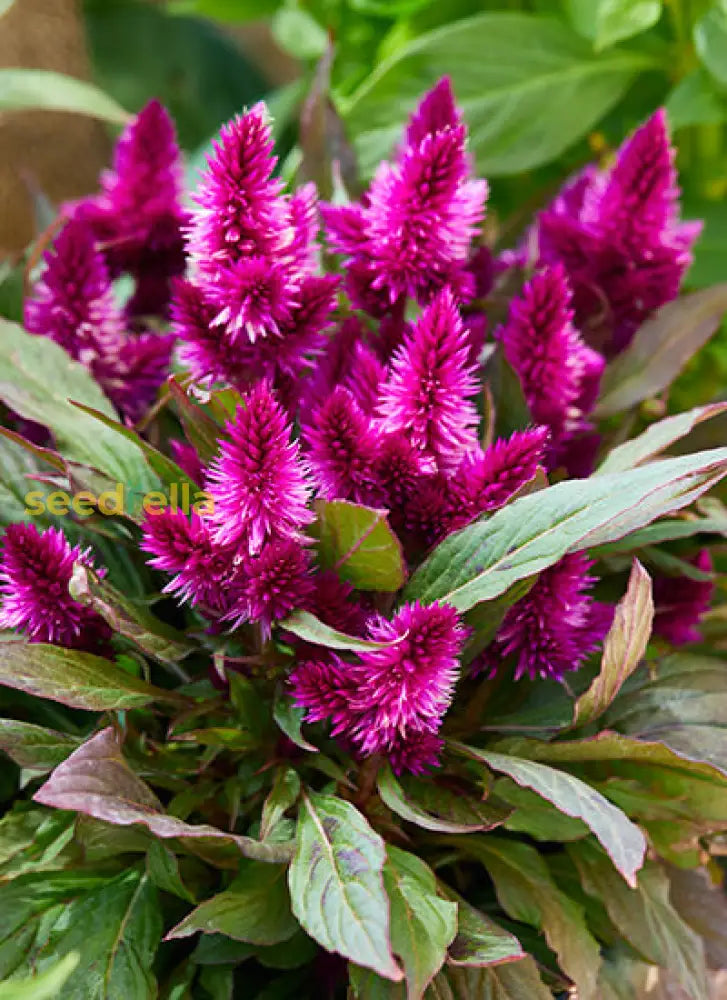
378 288 479 470
652 549 714 646
186 104 319 345
310 571 368 637
449 426 549 526
538 110 700 353
289 655 359 731
170 440 205 486
372 432 432 533
141 507 235 614
92 330 174 423
68 100 187 316
24 219 123 357
349 601 466 758
0 524 110 651
498 266 604 457
227 538 314 638
323 79 487 309
205 380 313 553
303 387 381 502
486 553 611 681
343 342 387 414
24 220 172 422
387 731 445 777
405 76 459 146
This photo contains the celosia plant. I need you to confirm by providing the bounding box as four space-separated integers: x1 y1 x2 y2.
1 81 727 999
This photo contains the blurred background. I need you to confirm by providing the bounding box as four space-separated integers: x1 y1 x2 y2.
3 0 727 355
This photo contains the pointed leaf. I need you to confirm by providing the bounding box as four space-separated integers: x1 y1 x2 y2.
0 719 81 771
459 836 602 1000
383 848 457 999
167 859 297 945
0 639 179 711
439 887 524 968
0 952 79 1000
68 562 196 666
168 377 221 464
454 746 646 886
146 842 195 903
404 449 727 612
0 320 159 495
573 559 653 726
0 68 129 122
280 610 404 652
426 959 553 999
288 791 402 981
261 768 301 841
597 404 727 475
596 285 727 416
570 841 709 1000
273 688 318 753
34 728 293 863
314 499 406 592
377 765 509 834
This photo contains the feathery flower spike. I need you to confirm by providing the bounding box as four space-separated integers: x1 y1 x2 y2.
378 288 479 470
205 380 313 553
0 524 110 651
226 538 315 638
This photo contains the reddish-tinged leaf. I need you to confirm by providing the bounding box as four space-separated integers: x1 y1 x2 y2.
34 728 293 863
0 639 178 711
573 559 653 726
596 285 727 417
377 765 510 834
597 403 727 474
314 499 406 592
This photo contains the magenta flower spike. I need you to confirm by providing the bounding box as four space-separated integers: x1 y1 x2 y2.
378 288 479 471
538 109 700 353
0 524 110 651
485 553 612 681
205 380 313 553
498 266 604 462
68 100 187 316
652 550 714 646
226 538 315 638
303 387 381 502
322 77 487 310
141 507 236 615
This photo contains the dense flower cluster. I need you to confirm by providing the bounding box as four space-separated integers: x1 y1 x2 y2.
5 80 713 777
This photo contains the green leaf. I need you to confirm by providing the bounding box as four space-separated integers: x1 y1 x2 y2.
167 859 298 945
0 639 177 711
602 654 727 777
667 865 727 970
596 285 727 416
288 791 402 981
491 731 727 784
0 69 129 122
0 953 79 1000
146 841 196 903
261 768 301 841
597 403 727 474
573 559 653 726
0 321 160 498
0 869 161 998
565 0 662 50
377 765 509 834
314 500 406 592
403 448 727 612
454 746 646 886
695 5 727 88
280 610 404 652
0 719 80 771
343 13 653 178
665 68 727 130
443 890 524 968
0 434 47 527
71 401 198 497
459 837 601 999
168 378 221 465
68 562 196 666
569 841 709 1000
495 780 590 841
271 6 327 61
380 847 457 999
167 0 278 20
425 959 552 999
34 727 294 863
0 807 76 880
272 687 318 753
